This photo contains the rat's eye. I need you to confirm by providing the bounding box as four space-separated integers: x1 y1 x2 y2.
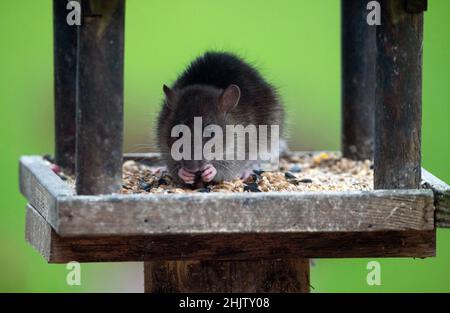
175 126 184 138
170 132 182 141
205 126 216 138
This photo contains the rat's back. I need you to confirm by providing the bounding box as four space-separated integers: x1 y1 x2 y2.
174 52 268 95
172 52 283 126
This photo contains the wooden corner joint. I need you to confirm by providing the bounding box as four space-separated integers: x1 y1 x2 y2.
435 193 450 228
422 169 450 228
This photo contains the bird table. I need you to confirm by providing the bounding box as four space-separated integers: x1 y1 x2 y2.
20 0 448 293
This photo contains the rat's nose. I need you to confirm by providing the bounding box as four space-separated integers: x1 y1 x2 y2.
181 160 205 173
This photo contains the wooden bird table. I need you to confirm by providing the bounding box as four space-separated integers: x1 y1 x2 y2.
21 0 448 293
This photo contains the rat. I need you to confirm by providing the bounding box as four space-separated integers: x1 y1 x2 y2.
156 51 284 185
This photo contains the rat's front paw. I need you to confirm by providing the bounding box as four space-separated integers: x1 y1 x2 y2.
240 169 253 181
201 164 217 182
178 167 196 184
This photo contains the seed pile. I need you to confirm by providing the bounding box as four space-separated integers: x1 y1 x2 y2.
119 152 373 194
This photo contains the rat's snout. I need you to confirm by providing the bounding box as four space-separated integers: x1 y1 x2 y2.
181 160 206 173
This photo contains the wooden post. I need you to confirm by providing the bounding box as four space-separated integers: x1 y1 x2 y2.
145 260 310 293
75 0 125 195
341 0 376 160
53 0 78 173
374 0 424 189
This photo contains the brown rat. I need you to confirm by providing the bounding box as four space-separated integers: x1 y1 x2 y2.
156 51 284 185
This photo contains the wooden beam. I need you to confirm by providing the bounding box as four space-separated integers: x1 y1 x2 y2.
19 155 436 237
53 0 78 173
75 0 125 195
341 0 376 160
56 189 434 236
26 204 53 262
25 204 436 263
374 0 423 189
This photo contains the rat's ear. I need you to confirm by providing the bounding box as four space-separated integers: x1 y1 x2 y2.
163 84 178 110
219 84 241 113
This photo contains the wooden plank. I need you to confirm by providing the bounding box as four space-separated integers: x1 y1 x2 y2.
26 204 53 261
19 156 74 228
25 204 436 263
374 0 423 189
56 189 435 236
53 0 78 173
19 155 435 237
76 0 125 195
341 0 376 160
144 260 310 293
422 168 450 228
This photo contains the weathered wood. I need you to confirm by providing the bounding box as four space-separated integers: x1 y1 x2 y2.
25 204 436 262
341 0 376 160
422 169 450 228
405 0 428 13
57 189 434 236
76 0 125 195
374 0 423 189
144 260 310 293
19 156 74 228
53 0 78 173
19 155 436 237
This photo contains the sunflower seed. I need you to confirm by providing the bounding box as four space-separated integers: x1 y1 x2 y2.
244 182 261 192
285 172 297 179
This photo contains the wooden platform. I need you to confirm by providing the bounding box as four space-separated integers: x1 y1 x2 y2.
20 152 449 263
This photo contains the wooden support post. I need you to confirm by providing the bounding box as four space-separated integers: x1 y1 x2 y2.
144 260 310 293
53 0 78 173
374 0 423 189
75 0 125 195
341 0 376 160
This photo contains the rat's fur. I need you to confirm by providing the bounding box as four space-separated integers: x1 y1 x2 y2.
156 51 284 184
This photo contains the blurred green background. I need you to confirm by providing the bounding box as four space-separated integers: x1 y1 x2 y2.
0 0 449 292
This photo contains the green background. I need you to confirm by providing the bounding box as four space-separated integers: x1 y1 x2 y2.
0 0 449 292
